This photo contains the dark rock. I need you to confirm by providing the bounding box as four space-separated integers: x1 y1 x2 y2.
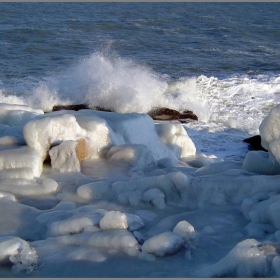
52 104 114 113
179 110 198 121
148 107 181 121
148 107 198 122
243 135 267 152
52 104 89 111
92 106 113 112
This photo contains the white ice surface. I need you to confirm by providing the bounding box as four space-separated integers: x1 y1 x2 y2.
1 104 280 277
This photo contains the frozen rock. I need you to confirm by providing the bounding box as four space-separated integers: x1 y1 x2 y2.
142 188 165 209
0 103 43 127
77 181 111 200
106 144 155 170
173 220 195 242
48 215 94 237
259 104 280 151
243 150 280 175
155 122 196 158
0 236 37 272
60 229 139 256
0 191 16 201
258 104 280 170
198 239 273 278
141 232 183 257
0 178 58 197
181 153 223 168
23 111 112 161
125 213 145 231
49 140 84 172
0 146 42 178
99 211 128 230
138 251 156 261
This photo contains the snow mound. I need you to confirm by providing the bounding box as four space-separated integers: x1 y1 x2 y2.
141 231 183 257
0 236 37 273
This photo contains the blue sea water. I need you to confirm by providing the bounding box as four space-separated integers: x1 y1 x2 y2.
1 2 280 79
1 2 280 133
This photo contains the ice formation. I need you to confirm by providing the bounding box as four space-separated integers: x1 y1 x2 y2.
0 236 37 273
1 102 280 277
141 232 183 257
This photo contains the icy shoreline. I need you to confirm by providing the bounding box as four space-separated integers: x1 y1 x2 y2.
0 102 280 277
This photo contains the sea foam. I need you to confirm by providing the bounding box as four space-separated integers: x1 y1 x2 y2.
1 53 280 135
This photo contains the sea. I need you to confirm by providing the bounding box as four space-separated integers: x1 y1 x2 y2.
1 2 280 135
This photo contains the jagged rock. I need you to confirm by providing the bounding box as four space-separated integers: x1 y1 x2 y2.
243 135 267 151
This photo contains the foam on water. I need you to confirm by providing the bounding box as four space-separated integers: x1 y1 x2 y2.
1 53 280 134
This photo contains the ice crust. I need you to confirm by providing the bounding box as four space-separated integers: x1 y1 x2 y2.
1 103 280 277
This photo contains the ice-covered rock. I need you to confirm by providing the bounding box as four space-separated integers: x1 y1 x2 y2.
0 103 43 127
49 140 82 172
77 181 111 200
259 104 280 151
173 220 195 242
197 239 276 278
0 146 42 178
105 144 155 170
142 188 165 209
258 104 280 170
0 236 37 272
0 178 58 197
141 232 183 257
23 110 196 174
99 211 128 230
0 191 16 202
23 111 112 160
59 229 140 256
243 150 280 175
125 213 145 231
48 215 95 237
155 122 196 158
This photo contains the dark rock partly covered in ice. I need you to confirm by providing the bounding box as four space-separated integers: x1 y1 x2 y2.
52 104 90 111
243 135 267 152
52 104 198 122
52 104 113 113
148 107 181 121
148 107 198 122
